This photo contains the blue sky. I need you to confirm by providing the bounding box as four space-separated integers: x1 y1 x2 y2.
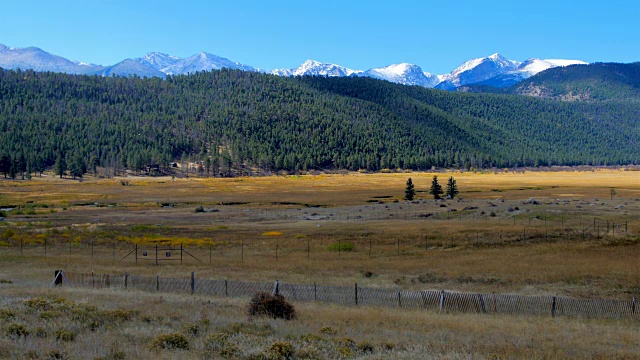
1 0 638 74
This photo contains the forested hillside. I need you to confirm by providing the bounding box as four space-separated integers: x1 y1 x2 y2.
512 62 640 101
0 67 638 177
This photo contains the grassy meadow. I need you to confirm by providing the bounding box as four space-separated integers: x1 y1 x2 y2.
0 169 639 359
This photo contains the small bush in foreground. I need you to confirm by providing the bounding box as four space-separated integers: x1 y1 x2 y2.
0 309 16 320
150 333 189 350
248 292 296 320
5 323 29 337
268 341 295 359
54 329 76 342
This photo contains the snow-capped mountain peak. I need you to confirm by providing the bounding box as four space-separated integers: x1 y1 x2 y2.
361 63 440 87
160 51 255 75
136 52 181 71
272 59 361 77
435 53 522 90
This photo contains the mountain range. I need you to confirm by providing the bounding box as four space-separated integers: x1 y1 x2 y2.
0 42 587 89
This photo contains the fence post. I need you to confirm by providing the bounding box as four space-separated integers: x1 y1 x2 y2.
439 290 445 313
124 272 128 289
398 291 402 308
478 294 486 314
191 272 195 295
355 283 358 306
632 297 635 315
91 271 95 288
156 275 159 292
225 279 228 296
551 296 557 318
273 280 279 296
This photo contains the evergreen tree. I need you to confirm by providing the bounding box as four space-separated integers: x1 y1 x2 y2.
9 158 17 180
404 177 416 200
69 154 86 179
446 176 459 199
89 155 99 177
429 175 443 199
55 153 67 179
0 155 10 178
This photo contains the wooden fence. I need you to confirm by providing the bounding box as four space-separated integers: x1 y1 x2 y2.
62 271 638 321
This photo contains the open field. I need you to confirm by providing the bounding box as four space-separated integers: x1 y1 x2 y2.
1 170 639 358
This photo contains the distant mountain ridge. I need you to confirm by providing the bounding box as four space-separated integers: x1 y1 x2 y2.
0 42 587 88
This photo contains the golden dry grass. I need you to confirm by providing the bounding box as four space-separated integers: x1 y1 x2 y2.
0 170 639 358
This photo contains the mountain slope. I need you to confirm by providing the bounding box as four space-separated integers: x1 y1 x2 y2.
93 59 167 78
470 58 588 88
0 44 102 74
161 52 255 75
511 62 640 101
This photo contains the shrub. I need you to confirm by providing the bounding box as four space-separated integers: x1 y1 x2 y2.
0 279 11 284
318 326 336 335
204 332 229 352
99 309 138 322
268 341 295 359
218 342 241 358
326 241 354 252
247 292 296 320
194 206 204 213
54 329 76 342
181 322 200 337
150 333 189 350
0 309 16 320
35 327 47 338
295 347 321 359
24 297 51 311
299 333 324 343
5 323 29 337
357 340 374 354
47 349 65 359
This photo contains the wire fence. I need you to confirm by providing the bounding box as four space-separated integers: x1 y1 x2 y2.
62 271 638 321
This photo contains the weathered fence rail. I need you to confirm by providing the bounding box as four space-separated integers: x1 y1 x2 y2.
62 271 638 320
